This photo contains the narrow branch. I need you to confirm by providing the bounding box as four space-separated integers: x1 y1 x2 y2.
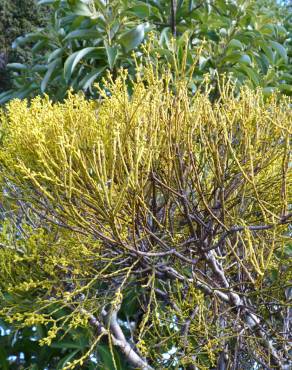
170 0 177 36
81 307 153 370
208 213 292 252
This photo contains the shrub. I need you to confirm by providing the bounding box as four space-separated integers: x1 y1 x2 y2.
0 69 291 368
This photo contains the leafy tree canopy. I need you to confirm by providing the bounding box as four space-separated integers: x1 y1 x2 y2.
0 0 291 104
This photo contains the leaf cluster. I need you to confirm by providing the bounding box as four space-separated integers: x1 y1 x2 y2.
0 0 291 104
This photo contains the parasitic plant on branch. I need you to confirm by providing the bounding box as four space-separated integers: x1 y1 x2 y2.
0 68 291 369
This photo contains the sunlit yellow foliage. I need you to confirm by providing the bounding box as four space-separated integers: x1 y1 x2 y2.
0 67 291 368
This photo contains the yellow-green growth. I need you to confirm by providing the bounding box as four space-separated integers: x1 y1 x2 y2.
0 67 291 368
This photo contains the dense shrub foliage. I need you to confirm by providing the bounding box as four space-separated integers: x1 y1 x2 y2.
0 0 291 104
0 0 48 93
0 68 291 368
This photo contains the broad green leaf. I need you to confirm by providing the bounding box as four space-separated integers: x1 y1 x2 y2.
129 3 151 18
119 24 147 53
56 349 80 370
32 64 48 72
270 41 288 63
220 52 241 65
239 54 252 66
104 42 118 69
150 48 173 59
257 40 275 64
79 67 106 90
277 84 292 93
64 47 99 82
159 27 171 49
0 347 9 370
199 56 209 70
32 40 48 54
38 0 56 4
256 52 270 74
12 33 47 48
260 24 275 36
129 2 161 19
280 73 292 82
72 2 93 17
6 63 27 71
96 344 122 369
0 90 16 105
41 59 61 93
64 29 100 41
238 64 260 86
228 39 243 50
48 48 64 63
51 341 84 349
17 85 38 98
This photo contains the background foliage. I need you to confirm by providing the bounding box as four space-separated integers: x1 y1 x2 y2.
0 0 291 104
0 0 49 93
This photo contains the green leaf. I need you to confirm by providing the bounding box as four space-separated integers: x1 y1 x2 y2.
15 84 38 99
96 344 121 369
257 40 275 64
79 67 106 90
104 42 118 69
280 73 292 82
32 40 48 54
0 347 9 370
269 268 278 282
32 64 48 72
0 90 16 105
283 243 292 257
238 64 260 86
260 24 275 36
228 39 243 50
56 349 80 370
41 59 61 93
220 51 241 65
38 0 56 4
64 29 101 41
129 3 151 18
51 341 84 349
48 48 64 63
72 2 93 17
64 47 99 82
256 52 270 74
270 41 288 63
6 63 28 71
277 84 292 93
12 33 47 48
199 56 209 70
239 54 252 66
129 2 161 19
119 24 147 53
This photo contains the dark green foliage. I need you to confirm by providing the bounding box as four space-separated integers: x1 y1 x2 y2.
0 0 48 93
0 319 128 369
0 0 291 104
